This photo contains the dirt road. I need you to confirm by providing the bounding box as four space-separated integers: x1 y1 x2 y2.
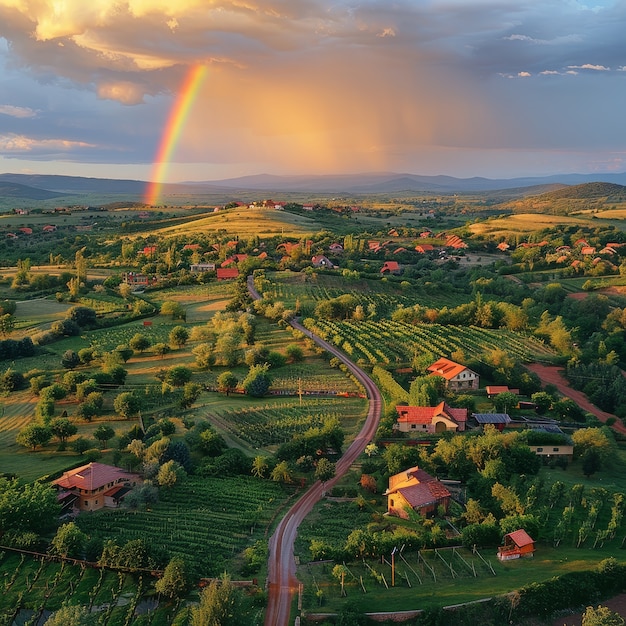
247 277 383 626
526 363 626 435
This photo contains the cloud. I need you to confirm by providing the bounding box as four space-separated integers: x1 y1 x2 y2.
0 104 37 118
518 71 531 77
568 64 610 71
0 134 95 154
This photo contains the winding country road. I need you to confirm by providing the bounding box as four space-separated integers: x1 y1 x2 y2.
247 277 383 626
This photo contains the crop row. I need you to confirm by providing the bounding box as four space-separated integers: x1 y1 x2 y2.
76 476 293 576
217 403 341 446
305 319 554 366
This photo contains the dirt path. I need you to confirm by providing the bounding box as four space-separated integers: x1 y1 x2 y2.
246 277 383 626
526 363 626 435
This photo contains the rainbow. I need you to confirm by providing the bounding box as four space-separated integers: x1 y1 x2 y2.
144 64 208 206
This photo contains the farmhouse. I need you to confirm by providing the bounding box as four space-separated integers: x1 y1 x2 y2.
385 466 451 519
122 272 158 287
395 401 467 434
53 462 140 513
497 529 535 561
427 358 479 390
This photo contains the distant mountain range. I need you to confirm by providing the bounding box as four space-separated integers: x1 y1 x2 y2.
2 171 626 200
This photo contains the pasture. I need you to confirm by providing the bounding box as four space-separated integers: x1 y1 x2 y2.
148 207 319 238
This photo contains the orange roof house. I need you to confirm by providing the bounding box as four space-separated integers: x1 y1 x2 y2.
385 467 451 519
581 246 596 255
18 227 32 235
381 261 401 274
445 235 467 249
427 358 479 390
53 462 140 512
396 401 467 434
42 224 57 232
498 529 535 561
216 267 239 280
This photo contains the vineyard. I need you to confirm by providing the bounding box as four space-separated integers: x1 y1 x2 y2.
76 475 294 576
302 319 555 366
214 397 366 448
263 271 470 312
0 551 169 626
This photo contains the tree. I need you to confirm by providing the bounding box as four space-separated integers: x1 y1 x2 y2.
493 391 519 413
251 455 268 478
0 313 14 337
66 305 97 328
531 391 553 413
113 392 142 418
50 522 88 558
152 342 171 358
165 365 192 387
61 349 81 370
180 382 202 408
157 460 184 488
169 325 190 349
0 478 60 534
16 424 52 451
113 344 134 362
242 364 271 397
582 447 603 477
160 301 185 320
582 605 625 626
190 574 243 626
217 371 238 396
93 424 115 448
315 458 336 483
270 460 293 484
50 418 78 443
155 557 190 599
44 604 92 626
285 343 304 363
192 343 214 369
129 333 151 353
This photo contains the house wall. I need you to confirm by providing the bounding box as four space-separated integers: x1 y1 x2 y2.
448 370 479 390
387 493 411 520
529 445 574 460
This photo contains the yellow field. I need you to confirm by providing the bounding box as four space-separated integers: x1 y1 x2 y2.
147 207 318 238
469 213 591 237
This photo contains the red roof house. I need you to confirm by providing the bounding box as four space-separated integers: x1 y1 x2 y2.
53 462 140 512
498 529 535 560
427 358 479 390
395 401 467 434
385 466 451 519
18 227 32 235
216 267 239 280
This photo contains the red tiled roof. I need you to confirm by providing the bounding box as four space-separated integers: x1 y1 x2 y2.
505 529 534 548
396 401 467 425
216 268 239 279
53 463 136 492
397 481 451 509
427 358 473 381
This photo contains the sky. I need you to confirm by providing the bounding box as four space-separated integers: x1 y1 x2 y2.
0 0 625 183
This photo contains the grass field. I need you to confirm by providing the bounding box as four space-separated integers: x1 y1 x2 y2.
147 206 319 239
468 213 594 238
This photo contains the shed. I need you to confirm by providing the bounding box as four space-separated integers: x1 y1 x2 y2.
498 529 535 561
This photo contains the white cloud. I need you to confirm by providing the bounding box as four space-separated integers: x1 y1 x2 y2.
567 64 610 71
539 70 560 75
0 104 37 118
518 71 531 77
0 134 95 153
